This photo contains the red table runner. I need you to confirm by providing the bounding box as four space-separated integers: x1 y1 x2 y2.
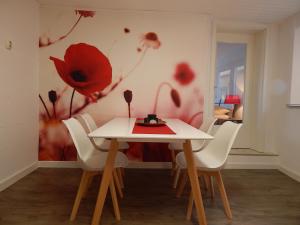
132 122 176 135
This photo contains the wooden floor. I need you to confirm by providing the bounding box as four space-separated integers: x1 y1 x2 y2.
0 168 299 225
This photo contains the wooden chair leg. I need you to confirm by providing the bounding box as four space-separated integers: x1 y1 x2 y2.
109 178 121 220
82 174 94 199
113 170 123 199
204 175 214 200
215 171 232 219
121 167 125 177
199 176 206 191
70 171 90 221
170 149 176 176
173 167 181 189
117 168 124 189
186 191 194 220
176 170 188 198
204 175 209 190
209 176 214 200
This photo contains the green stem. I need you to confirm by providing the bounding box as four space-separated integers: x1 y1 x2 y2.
52 102 57 119
153 82 172 114
40 15 82 48
39 94 51 119
69 89 76 118
123 47 148 80
128 103 131 118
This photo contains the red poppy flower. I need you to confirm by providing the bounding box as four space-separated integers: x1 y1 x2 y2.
75 10 95 17
50 43 112 98
174 62 195 86
142 32 161 49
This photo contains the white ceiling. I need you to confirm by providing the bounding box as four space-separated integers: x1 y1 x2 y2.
37 0 300 24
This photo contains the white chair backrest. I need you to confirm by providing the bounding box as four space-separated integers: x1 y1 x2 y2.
80 113 98 132
62 118 95 162
78 113 109 150
203 121 242 167
200 117 217 134
191 117 217 150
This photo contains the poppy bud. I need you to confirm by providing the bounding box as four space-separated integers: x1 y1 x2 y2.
75 10 95 18
124 28 130 33
123 90 133 104
48 90 57 103
170 89 181 108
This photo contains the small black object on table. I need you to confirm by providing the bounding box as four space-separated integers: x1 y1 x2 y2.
144 114 159 124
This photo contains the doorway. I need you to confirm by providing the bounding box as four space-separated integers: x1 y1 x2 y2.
213 32 254 148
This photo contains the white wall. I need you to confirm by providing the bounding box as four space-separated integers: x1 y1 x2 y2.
263 12 300 180
277 12 300 180
0 0 39 190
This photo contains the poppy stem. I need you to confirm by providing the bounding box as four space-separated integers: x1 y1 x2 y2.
60 15 82 41
107 39 118 59
39 94 51 120
123 47 148 80
72 97 90 115
40 15 82 48
128 103 131 118
69 89 76 118
188 111 203 124
52 102 57 119
153 82 173 114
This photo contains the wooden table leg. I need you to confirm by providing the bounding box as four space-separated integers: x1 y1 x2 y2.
183 140 207 225
91 139 119 225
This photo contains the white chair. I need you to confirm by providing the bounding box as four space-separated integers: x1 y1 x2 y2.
169 117 217 152
78 113 129 189
62 118 128 221
78 113 129 150
170 117 217 189
175 121 242 220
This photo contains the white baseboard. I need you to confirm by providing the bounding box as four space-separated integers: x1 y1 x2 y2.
36 155 280 170
278 165 300 182
225 155 279 169
128 155 280 169
1 155 298 192
38 161 80 168
0 162 38 192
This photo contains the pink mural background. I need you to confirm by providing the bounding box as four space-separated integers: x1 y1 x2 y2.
38 8 210 161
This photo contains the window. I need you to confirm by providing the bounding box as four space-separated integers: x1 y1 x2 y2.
214 42 246 122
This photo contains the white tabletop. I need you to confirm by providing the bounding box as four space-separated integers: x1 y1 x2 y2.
88 117 213 143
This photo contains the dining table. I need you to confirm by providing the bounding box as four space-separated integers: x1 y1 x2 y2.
88 117 213 225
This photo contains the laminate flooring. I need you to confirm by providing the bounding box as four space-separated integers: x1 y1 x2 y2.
0 168 299 225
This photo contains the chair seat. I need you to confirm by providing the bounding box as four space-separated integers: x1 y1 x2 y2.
94 139 129 150
169 140 204 152
176 151 222 171
84 150 128 171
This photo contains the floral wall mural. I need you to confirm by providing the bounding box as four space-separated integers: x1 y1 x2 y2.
39 7 212 162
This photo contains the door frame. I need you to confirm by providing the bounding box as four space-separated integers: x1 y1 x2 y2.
213 32 254 148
